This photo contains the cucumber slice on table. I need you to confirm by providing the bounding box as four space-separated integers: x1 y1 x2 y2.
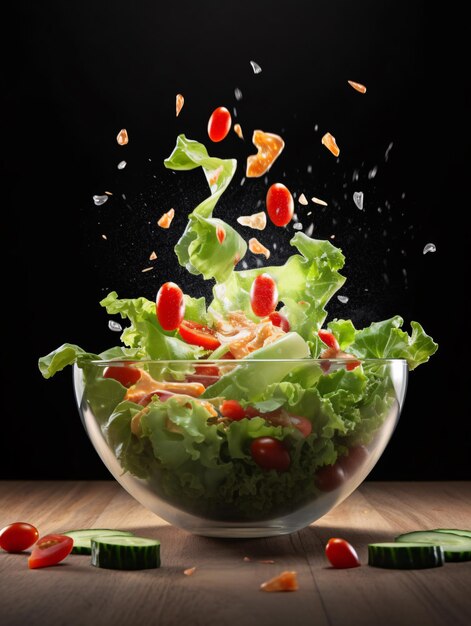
63 529 134 555
368 542 444 569
91 536 161 570
432 528 471 539
395 531 471 562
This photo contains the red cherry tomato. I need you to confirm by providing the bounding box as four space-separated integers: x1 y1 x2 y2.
28 534 74 569
318 329 340 351
268 311 290 332
250 273 278 317
186 363 221 387
156 282 185 331
178 319 221 350
338 445 369 476
314 463 345 492
266 183 294 227
220 399 246 421
207 106 232 142
0 522 39 552
103 365 141 387
325 538 361 569
250 437 291 471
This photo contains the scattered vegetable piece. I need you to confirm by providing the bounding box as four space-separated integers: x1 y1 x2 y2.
249 237 270 259
325 538 361 568
149 251 157 261
266 183 294 226
260 570 298 592
28 534 74 569
208 106 232 142
0 522 39 552
234 123 244 139
116 129 129 146
237 211 267 230
298 193 308 205
368 542 444 569
321 132 340 157
311 196 328 206
156 282 185 331
250 60 262 74
91 536 160 570
157 208 175 229
348 80 367 94
183 566 196 576
246 130 285 178
176 93 185 117
63 529 134 555
395 531 471 562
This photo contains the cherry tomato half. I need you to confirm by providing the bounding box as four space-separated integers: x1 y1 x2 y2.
314 463 345 492
28 534 74 569
220 399 247 421
156 282 185 331
178 320 221 350
318 329 340 351
325 538 361 569
268 311 290 332
250 437 291 471
266 183 294 227
103 365 141 387
208 106 232 142
250 273 278 317
0 522 39 552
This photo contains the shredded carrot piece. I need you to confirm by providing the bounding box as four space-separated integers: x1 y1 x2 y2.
348 80 367 94
176 93 185 116
249 237 270 259
157 208 175 229
234 123 244 139
246 130 285 178
321 132 340 157
260 571 298 592
116 129 129 145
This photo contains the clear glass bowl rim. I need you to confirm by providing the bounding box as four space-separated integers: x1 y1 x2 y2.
89 358 407 366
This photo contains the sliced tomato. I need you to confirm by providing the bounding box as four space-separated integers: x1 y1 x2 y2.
0 522 39 552
220 399 246 421
318 329 340 350
178 320 221 350
268 311 290 332
28 534 74 569
288 415 312 438
325 538 361 569
250 437 291 471
103 365 141 387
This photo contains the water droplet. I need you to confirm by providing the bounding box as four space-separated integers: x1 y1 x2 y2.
234 87 243 100
314 124 319 132
240 177 246 186
293 223 303 230
233 107 237 118
242 260 248 269
385 142 394 161
353 191 364 210
117 161 127 170
305 223 314 237
108 320 122 332
423 243 436 255
337 295 349 304
93 194 108 206
307 164 312 173
368 166 378 179
352 169 359 182
250 60 262 74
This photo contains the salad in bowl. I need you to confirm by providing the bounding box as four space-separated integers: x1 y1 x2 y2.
39 135 437 537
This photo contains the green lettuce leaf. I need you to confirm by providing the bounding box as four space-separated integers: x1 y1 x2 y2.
164 135 247 283
209 232 346 340
38 343 99 378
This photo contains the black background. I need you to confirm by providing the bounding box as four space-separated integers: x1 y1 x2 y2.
2 1 469 480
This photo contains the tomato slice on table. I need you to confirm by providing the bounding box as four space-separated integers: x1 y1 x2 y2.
103 365 141 387
28 534 74 569
0 522 39 552
178 320 221 350
325 538 361 569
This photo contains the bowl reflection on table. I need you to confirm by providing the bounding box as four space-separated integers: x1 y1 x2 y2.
73 358 407 538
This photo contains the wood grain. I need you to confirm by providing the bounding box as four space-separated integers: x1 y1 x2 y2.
1 481 470 626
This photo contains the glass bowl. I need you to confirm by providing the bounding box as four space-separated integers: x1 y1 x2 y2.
73 358 407 538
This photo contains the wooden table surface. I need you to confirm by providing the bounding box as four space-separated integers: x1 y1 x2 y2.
1 481 470 626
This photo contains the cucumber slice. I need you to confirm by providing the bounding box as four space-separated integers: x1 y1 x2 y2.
91 536 161 570
368 542 444 569
63 529 134 555
432 528 471 539
395 531 471 562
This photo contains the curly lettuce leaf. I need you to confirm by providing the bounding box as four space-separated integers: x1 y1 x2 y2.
164 135 247 283
38 343 99 378
209 232 345 339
